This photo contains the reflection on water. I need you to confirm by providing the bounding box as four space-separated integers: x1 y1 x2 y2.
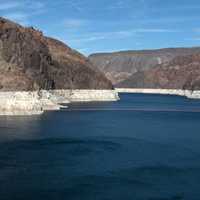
0 93 200 200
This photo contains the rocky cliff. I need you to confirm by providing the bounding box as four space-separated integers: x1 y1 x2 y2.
89 48 200 85
117 54 200 90
0 17 113 91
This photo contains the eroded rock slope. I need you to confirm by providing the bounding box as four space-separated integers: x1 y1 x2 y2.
89 48 200 85
0 17 112 91
117 54 200 90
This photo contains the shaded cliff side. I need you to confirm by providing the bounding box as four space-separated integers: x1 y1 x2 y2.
0 17 113 91
117 54 200 90
89 48 200 85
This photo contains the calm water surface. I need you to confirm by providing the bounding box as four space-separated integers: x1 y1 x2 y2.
1 93 200 200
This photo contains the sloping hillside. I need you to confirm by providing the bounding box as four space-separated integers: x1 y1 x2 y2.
89 48 200 85
117 54 200 90
0 17 113 91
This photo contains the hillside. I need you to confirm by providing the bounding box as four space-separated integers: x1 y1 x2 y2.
89 48 200 85
0 17 113 91
117 54 200 90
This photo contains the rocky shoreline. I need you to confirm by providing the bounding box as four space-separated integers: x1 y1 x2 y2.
116 88 200 99
0 90 119 116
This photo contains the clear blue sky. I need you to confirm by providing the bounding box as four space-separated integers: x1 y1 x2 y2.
1 0 200 55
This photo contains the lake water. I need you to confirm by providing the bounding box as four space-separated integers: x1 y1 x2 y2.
1 93 200 200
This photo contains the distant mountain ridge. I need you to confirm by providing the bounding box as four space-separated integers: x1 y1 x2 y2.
89 47 200 85
0 17 113 91
117 53 200 90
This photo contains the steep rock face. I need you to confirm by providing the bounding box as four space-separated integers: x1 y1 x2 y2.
89 48 200 85
117 54 200 90
0 17 112 91
46 38 113 89
0 18 52 90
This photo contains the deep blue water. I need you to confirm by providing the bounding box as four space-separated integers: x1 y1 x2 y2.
1 93 200 200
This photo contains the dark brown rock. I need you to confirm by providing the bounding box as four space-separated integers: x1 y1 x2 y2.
46 37 113 89
0 17 113 91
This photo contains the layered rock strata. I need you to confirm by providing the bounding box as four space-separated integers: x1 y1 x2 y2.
89 48 200 85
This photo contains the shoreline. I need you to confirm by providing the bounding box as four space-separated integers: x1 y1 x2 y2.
115 88 200 99
0 90 119 116
50 89 120 102
2 88 200 116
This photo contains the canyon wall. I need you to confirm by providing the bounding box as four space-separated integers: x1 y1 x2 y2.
89 48 200 86
0 17 113 91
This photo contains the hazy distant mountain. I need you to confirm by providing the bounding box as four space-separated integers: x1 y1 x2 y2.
89 48 200 85
0 17 112 91
117 54 200 90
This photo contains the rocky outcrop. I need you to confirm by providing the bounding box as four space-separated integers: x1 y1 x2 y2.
89 48 200 85
0 17 113 91
117 54 200 90
0 17 118 115
45 38 113 89
0 91 65 115
0 90 119 115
